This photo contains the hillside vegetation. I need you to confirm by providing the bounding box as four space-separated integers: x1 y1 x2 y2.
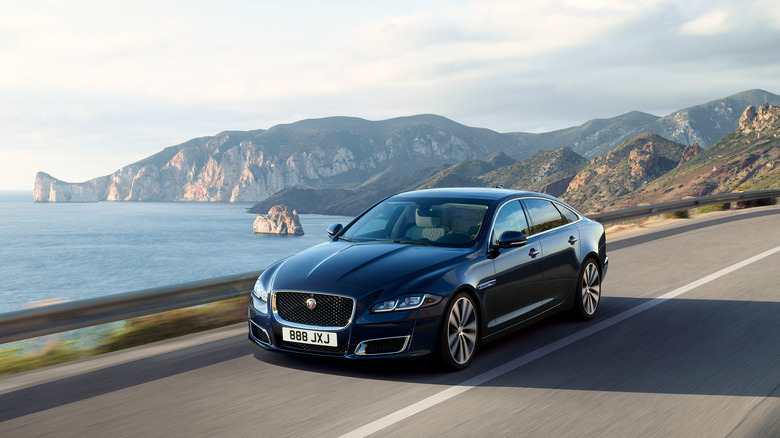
609 103 780 209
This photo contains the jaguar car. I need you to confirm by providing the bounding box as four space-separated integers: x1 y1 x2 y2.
248 188 607 370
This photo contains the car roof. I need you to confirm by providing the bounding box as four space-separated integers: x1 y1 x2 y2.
392 187 552 202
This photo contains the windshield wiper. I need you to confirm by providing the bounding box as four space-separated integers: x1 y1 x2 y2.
391 239 432 246
336 236 356 242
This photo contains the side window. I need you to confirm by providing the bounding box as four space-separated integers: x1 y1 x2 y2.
555 202 579 223
491 201 530 245
523 199 567 235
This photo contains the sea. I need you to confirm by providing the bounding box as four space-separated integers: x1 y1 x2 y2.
0 191 353 315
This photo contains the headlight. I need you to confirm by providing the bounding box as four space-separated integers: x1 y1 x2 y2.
252 278 269 301
252 278 270 314
371 293 442 313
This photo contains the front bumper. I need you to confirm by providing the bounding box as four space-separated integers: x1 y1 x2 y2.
247 296 443 360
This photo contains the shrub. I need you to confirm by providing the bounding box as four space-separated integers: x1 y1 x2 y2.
663 209 690 219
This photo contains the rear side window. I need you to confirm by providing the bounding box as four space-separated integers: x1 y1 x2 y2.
523 199 567 235
555 203 579 223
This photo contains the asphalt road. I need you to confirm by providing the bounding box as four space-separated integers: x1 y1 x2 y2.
2 205 779 437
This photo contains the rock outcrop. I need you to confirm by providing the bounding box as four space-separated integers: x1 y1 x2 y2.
253 205 304 235
538 176 575 197
561 133 688 211
739 105 758 129
628 142 659 179
739 103 778 133
680 143 703 163
33 172 107 202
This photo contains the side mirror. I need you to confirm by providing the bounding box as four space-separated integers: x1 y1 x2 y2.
327 223 343 238
495 231 527 248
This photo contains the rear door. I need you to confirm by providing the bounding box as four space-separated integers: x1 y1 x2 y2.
521 198 581 310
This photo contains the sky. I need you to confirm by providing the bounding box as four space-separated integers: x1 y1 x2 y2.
1 0 780 190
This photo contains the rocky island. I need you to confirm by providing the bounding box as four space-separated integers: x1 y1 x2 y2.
253 205 304 235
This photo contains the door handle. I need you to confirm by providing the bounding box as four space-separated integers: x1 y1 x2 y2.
568 236 578 245
529 248 540 258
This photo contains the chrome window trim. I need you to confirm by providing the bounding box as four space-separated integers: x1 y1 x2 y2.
272 290 356 331
487 196 586 252
520 197 583 238
487 198 530 251
249 320 271 346
354 335 411 356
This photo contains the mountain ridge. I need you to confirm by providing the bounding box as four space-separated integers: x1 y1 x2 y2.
605 103 780 209
34 89 780 206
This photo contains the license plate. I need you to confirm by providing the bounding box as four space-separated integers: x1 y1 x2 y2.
282 327 338 347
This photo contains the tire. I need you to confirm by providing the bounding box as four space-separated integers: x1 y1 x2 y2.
571 257 601 321
438 292 480 371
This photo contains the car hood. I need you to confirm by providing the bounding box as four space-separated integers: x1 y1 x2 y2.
271 241 472 294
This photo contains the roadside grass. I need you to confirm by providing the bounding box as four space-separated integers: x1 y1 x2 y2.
0 342 94 376
0 296 248 376
695 203 730 214
603 198 774 238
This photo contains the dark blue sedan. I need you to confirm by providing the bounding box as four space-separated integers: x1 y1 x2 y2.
248 188 607 370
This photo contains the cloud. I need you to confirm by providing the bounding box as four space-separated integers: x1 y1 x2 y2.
1 0 780 189
349 0 648 84
679 9 733 35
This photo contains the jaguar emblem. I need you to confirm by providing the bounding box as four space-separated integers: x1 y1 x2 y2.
306 298 317 310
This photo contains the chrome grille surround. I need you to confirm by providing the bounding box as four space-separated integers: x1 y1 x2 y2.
272 291 356 330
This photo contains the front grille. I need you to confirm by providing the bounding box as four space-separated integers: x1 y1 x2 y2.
357 336 409 355
274 291 354 328
281 340 349 356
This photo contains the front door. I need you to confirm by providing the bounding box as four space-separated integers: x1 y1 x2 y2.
483 200 545 333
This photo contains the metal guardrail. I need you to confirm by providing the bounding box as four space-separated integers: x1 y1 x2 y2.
586 189 780 224
0 270 263 344
1 189 778 344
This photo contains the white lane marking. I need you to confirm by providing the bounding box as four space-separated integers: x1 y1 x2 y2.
340 244 780 438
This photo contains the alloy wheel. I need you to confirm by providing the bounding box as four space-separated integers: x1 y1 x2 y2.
581 262 600 316
447 297 478 365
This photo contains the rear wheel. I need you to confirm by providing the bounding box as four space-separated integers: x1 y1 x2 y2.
438 292 479 371
571 258 601 320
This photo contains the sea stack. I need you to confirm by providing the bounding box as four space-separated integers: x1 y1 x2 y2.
253 204 304 235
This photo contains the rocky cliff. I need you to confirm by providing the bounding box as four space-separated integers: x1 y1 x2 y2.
560 133 689 212
247 109 778 217
253 205 304 235
34 172 108 202
34 90 780 205
34 116 531 203
608 105 780 209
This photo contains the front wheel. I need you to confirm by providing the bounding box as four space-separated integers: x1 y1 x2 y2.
438 292 480 371
571 258 601 320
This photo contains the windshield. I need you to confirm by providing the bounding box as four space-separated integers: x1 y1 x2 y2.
341 197 491 247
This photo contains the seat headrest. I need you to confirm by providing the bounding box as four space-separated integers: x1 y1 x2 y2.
416 208 441 228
